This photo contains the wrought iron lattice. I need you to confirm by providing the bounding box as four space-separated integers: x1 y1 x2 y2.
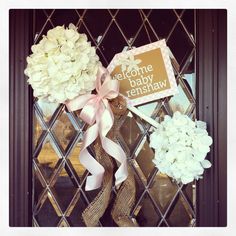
32 9 196 227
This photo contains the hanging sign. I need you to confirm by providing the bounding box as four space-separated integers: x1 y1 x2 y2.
107 39 178 106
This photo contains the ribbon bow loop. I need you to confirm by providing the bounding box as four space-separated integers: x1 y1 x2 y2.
95 68 119 101
80 98 99 126
66 66 128 191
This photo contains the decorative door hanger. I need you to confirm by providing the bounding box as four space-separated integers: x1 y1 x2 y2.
108 39 178 106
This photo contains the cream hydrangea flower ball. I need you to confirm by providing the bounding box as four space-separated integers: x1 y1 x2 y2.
24 24 101 103
150 111 213 184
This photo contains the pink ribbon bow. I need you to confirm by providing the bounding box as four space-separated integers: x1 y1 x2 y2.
65 67 128 191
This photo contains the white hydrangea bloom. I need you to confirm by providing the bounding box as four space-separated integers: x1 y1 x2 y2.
24 24 101 103
150 111 213 184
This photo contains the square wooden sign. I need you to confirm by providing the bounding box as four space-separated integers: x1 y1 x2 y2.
107 39 178 106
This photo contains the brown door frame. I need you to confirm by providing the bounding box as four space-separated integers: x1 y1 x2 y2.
9 9 227 227
9 9 34 227
196 9 227 227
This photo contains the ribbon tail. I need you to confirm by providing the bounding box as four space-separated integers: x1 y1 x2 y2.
80 123 105 191
99 108 128 187
80 149 105 191
101 137 128 186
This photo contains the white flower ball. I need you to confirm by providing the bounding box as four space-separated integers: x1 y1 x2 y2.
24 23 101 103
150 111 213 184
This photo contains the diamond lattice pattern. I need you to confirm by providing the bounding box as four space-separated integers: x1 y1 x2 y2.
33 9 196 227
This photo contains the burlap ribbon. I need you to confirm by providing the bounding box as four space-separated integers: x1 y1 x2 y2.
82 96 137 227
111 165 136 227
82 140 113 226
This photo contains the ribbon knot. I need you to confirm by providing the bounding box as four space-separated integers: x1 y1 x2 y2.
66 67 128 191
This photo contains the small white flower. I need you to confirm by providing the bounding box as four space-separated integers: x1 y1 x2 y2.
201 159 212 168
117 54 142 72
196 120 207 130
150 112 213 184
181 175 194 185
25 24 101 103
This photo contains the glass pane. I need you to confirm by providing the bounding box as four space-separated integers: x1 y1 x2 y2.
35 99 60 125
51 9 80 27
148 9 177 39
119 113 144 154
35 139 61 183
83 9 112 40
149 173 178 213
182 10 195 38
115 10 143 40
167 22 195 68
167 194 194 226
52 165 78 212
66 193 88 226
137 101 159 117
33 111 43 148
99 22 127 62
68 142 87 182
133 22 158 47
135 140 155 180
170 83 189 113
34 192 61 227
51 111 78 152
134 193 161 226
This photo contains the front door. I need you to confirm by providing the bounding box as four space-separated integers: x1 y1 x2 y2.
9 9 227 227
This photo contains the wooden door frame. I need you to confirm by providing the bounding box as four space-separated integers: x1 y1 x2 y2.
196 9 227 227
9 9 227 227
9 9 34 227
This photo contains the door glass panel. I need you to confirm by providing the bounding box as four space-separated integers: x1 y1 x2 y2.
32 9 196 227
35 139 61 183
149 173 178 213
135 193 161 226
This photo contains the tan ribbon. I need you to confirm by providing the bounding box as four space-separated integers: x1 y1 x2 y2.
110 97 137 227
82 96 137 227
82 140 113 226
111 165 137 227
